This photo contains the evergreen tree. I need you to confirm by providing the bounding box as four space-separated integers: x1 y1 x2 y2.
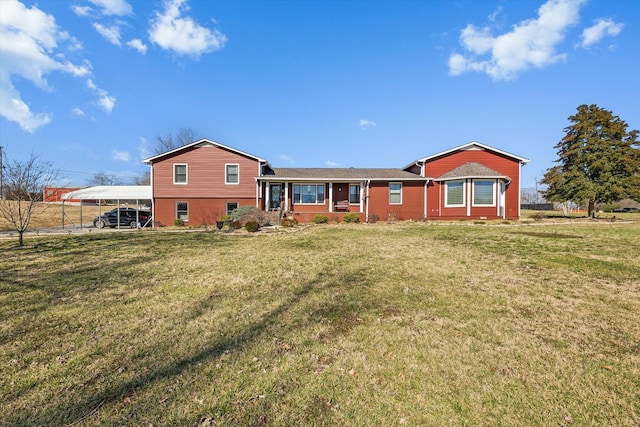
542 104 640 217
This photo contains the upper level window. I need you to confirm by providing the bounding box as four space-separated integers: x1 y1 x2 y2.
174 164 187 184
389 183 402 204
445 181 464 207
293 184 325 204
473 180 495 206
226 164 239 184
349 185 360 204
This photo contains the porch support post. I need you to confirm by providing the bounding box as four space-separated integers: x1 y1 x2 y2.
284 182 289 212
423 180 428 219
466 179 471 217
359 182 364 213
328 183 333 213
265 183 270 212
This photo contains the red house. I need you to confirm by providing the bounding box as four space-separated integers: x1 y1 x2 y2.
143 139 529 226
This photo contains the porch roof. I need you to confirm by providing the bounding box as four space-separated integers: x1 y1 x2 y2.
435 162 511 182
261 168 431 182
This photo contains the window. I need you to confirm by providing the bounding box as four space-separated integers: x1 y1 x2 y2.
473 180 495 206
174 164 187 184
176 202 188 221
226 202 238 215
293 184 325 204
349 185 360 204
225 164 239 184
389 183 402 204
445 181 464 207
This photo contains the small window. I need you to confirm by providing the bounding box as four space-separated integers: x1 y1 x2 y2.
174 164 187 184
389 183 402 204
176 202 188 221
293 184 325 204
349 185 360 204
445 181 465 207
226 164 239 184
226 202 238 215
473 180 495 206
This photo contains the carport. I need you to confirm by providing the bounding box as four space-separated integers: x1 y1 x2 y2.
61 186 152 230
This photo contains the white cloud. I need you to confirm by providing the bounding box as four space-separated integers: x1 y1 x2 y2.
112 149 130 162
149 0 227 57
93 22 121 45
279 154 295 165
87 79 116 112
325 160 341 167
448 0 587 80
0 0 91 132
72 108 85 117
71 5 92 17
88 0 133 16
127 38 148 54
580 19 623 48
359 119 376 130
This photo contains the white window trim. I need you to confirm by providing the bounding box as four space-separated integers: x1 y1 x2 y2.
472 179 496 207
176 201 188 221
293 183 326 205
444 180 465 207
226 202 238 214
389 182 402 205
225 163 240 185
173 163 188 185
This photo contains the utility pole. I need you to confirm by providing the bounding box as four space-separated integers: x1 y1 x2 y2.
0 145 4 200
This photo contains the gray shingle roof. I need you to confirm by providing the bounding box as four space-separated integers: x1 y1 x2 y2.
266 168 428 181
436 162 510 181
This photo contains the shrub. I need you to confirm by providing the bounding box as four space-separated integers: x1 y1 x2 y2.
174 218 185 226
343 213 360 223
280 217 298 227
220 214 233 223
231 206 269 226
313 215 328 224
230 220 242 229
369 214 379 223
244 220 260 232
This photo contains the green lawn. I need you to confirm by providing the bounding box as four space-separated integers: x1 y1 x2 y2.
1 221 639 426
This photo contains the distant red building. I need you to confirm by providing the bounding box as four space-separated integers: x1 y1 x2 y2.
43 187 84 203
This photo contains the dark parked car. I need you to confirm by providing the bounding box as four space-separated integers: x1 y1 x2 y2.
93 208 152 228
613 207 640 213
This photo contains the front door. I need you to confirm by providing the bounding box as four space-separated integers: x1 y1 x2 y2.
270 184 282 210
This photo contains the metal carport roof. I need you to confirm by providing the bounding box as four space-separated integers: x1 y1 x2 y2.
61 185 151 200
60 186 152 230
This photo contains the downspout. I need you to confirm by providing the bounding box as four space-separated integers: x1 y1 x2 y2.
518 163 523 218
365 180 371 222
438 181 442 217
423 179 428 219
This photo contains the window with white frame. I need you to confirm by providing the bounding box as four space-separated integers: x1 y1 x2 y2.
226 202 238 215
176 202 188 221
445 181 465 207
174 164 187 184
473 180 495 206
349 185 360 204
225 164 239 184
293 184 325 204
389 183 402 204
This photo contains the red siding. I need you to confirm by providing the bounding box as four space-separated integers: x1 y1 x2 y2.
153 197 256 227
425 148 521 219
367 181 426 221
153 145 260 198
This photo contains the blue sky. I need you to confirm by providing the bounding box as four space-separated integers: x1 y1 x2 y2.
1 0 638 188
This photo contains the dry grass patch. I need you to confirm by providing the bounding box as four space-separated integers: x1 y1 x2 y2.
1 222 639 425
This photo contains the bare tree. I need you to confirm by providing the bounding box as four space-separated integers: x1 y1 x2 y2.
154 127 200 155
132 170 150 185
0 153 59 246
88 172 122 186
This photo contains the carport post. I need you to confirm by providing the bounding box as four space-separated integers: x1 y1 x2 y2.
62 201 65 229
